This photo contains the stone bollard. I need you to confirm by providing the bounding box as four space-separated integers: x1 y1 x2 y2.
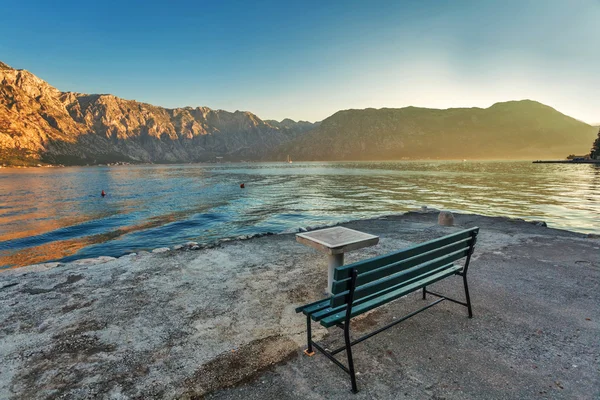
438 211 454 226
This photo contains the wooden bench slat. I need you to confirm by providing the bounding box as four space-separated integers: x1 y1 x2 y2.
295 297 329 314
331 238 471 293
312 262 459 321
310 304 346 322
320 264 463 327
353 254 463 301
334 227 478 280
330 248 467 308
298 299 331 315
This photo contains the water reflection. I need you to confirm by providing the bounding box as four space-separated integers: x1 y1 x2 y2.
1 161 598 269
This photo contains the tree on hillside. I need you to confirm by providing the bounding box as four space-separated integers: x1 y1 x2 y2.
591 127 600 160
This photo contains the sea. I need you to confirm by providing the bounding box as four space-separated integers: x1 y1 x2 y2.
1 161 598 269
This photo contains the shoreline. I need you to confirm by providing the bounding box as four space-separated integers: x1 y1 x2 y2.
4 210 598 274
1 212 599 399
4 158 598 169
533 159 600 164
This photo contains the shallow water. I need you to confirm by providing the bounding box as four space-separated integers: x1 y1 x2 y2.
1 161 598 268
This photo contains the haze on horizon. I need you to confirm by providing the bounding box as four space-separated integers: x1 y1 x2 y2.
1 0 598 124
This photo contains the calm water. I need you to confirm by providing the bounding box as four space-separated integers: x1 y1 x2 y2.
1 161 598 269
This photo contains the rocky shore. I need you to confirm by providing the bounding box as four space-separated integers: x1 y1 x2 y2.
1 212 599 399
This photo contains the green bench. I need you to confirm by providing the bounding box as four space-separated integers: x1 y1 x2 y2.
295 227 479 393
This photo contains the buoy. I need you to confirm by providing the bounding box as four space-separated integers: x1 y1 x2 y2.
101 190 106 197
240 183 245 189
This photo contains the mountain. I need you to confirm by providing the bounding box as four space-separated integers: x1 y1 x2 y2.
1 60 596 165
276 101 597 160
264 118 320 134
0 61 315 166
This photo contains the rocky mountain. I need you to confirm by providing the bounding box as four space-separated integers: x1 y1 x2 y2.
264 118 320 134
0 61 313 165
1 60 596 165
275 101 597 161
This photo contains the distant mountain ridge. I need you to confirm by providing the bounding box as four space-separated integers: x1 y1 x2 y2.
0 61 317 165
264 118 320 134
0 60 596 165
276 101 597 160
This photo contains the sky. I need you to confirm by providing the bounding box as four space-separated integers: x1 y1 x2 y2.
1 0 598 123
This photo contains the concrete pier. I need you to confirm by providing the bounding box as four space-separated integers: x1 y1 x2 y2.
1 212 598 399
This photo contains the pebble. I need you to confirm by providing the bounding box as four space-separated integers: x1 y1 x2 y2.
152 247 170 253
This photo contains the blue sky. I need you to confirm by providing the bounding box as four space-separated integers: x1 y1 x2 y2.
1 0 598 123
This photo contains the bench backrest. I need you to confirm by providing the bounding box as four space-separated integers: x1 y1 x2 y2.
330 227 479 308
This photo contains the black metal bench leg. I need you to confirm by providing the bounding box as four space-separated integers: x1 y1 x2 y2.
344 322 358 393
304 315 315 356
344 269 359 393
463 275 473 318
422 286 427 300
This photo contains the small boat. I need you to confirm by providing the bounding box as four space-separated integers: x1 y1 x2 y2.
287 155 293 164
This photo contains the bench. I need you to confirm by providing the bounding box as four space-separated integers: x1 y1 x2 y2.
295 227 479 393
